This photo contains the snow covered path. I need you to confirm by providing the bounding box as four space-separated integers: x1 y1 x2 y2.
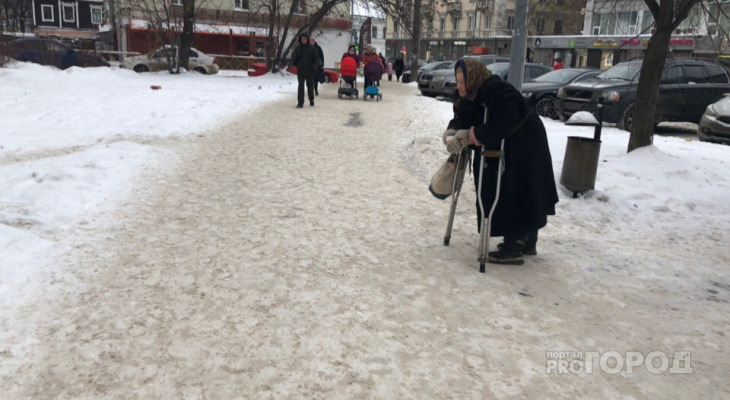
2 81 728 399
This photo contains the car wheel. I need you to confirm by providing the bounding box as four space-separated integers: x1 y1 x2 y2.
618 102 634 131
535 95 558 119
134 65 149 73
193 67 207 74
325 74 331 83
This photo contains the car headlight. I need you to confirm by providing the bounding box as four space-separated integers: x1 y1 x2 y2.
432 76 445 82
522 92 533 98
704 104 717 117
557 87 566 98
598 91 620 102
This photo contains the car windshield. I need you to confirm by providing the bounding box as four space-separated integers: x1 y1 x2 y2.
422 62 445 71
487 63 510 74
533 69 585 84
597 62 642 81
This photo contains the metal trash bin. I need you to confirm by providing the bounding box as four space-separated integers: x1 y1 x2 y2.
560 136 602 197
561 98 605 198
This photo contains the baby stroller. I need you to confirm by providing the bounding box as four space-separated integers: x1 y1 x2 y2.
363 58 383 101
338 56 359 99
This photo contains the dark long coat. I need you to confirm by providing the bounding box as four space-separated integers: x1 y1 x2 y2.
448 75 559 236
291 33 319 76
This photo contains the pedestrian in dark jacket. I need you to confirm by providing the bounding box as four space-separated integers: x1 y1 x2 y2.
393 55 405 82
342 45 360 65
292 32 320 108
444 58 559 265
310 36 325 96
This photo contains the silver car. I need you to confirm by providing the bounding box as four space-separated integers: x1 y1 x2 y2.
441 55 510 99
121 45 220 74
419 61 457 97
698 96 730 144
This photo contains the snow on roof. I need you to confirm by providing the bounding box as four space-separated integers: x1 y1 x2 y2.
128 18 268 37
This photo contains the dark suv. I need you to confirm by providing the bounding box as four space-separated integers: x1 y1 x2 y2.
557 59 730 131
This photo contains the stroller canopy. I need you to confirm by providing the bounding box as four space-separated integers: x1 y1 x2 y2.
341 56 357 78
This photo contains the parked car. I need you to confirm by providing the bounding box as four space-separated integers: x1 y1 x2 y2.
520 68 601 119
6 38 109 69
486 62 552 83
437 55 510 99
698 96 730 144
404 60 451 87
286 66 340 83
121 46 219 74
557 59 730 131
401 59 427 83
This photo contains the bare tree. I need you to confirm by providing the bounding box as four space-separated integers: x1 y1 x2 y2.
179 0 196 69
628 0 701 151
2 0 31 32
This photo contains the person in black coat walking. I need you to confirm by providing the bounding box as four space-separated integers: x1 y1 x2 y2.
393 55 404 82
291 32 320 107
444 58 559 265
310 36 325 96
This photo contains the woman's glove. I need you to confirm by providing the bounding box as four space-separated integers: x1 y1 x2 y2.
446 129 471 153
442 129 457 145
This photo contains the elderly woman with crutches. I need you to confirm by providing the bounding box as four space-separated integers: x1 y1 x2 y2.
443 58 559 267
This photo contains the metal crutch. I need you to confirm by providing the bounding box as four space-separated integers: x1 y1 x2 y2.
477 139 506 273
443 148 471 246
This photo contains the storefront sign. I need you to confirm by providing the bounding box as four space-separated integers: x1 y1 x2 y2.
430 41 438 45
454 41 467 45
618 37 695 50
592 38 618 48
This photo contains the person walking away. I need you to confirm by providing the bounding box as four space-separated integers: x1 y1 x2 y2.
387 62 393 81
292 32 319 108
342 44 360 66
394 55 404 82
378 52 387 81
362 45 382 86
310 36 325 96
444 58 559 265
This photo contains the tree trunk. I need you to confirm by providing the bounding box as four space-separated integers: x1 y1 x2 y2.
266 1 277 70
627 27 672 152
179 0 195 73
410 0 422 73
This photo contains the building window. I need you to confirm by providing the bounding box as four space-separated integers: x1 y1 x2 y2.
91 6 102 24
592 13 601 34
540 0 547 3
41 5 54 22
537 19 545 33
373 26 377 38
234 0 249 9
557 0 564 4
507 16 514 30
553 20 562 34
62 3 75 23
484 15 491 29
440 17 446 31
452 17 460 31
294 0 306 14
383 26 386 37
467 14 474 30
173 0 182 5
641 10 654 33
617 11 638 35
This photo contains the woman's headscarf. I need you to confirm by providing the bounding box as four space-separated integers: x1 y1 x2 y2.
455 58 492 99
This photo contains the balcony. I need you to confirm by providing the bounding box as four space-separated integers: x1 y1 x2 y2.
476 0 493 14
446 2 461 16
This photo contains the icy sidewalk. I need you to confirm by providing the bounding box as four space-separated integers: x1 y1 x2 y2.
1 81 727 399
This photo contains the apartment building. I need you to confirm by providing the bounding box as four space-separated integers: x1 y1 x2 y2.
384 0 584 61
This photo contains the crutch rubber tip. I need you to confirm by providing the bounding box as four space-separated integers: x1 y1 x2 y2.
479 263 486 273
443 238 450 246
